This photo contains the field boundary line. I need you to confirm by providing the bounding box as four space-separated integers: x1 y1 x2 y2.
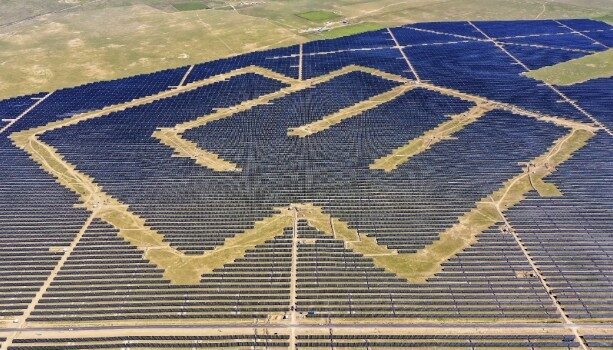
496 40 597 53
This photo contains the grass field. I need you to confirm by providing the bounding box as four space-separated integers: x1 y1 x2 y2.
0 0 611 98
173 2 209 11
597 13 613 23
0 4 303 99
308 22 384 39
296 10 341 22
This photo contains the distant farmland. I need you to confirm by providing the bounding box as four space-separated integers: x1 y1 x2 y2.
0 19 612 350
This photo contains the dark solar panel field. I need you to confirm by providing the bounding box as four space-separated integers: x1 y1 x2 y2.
0 19 611 350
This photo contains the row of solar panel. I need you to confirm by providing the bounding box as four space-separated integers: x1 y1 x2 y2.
7 333 610 349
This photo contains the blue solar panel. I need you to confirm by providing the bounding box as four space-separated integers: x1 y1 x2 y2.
303 29 393 54
185 46 299 83
303 47 414 79
0 92 46 119
474 20 571 38
1 18 611 324
558 19 613 32
405 40 591 122
391 26 479 45
404 21 487 39
7 66 189 133
499 32 607 51
501 44 588 70
559 78 613 130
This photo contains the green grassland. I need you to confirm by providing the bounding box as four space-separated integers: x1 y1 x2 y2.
296 10 341 22
596 14 613 23
309 22 383 39
0 0 611 98
524 49 613 85
173 2 209 11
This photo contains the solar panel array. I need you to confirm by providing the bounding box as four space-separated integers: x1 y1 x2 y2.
0 136 89 320
296 221 557 319
8 335 290 349
507 132 613 320
583 334 613 349
29 219 292 321
3 333 585 349
560 78 613 130
40 73 288 254
296 334 579 349
0 93 46 120
0 18 611 348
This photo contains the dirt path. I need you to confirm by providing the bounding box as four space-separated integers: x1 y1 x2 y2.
289 207 299 350
177 65 194 87
298 44 303 81
535 1 548 19
370 102 496 171
288 84 415 137
399 25 486 42
495 211 589 350
499 40 596 54
387 27 421 81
